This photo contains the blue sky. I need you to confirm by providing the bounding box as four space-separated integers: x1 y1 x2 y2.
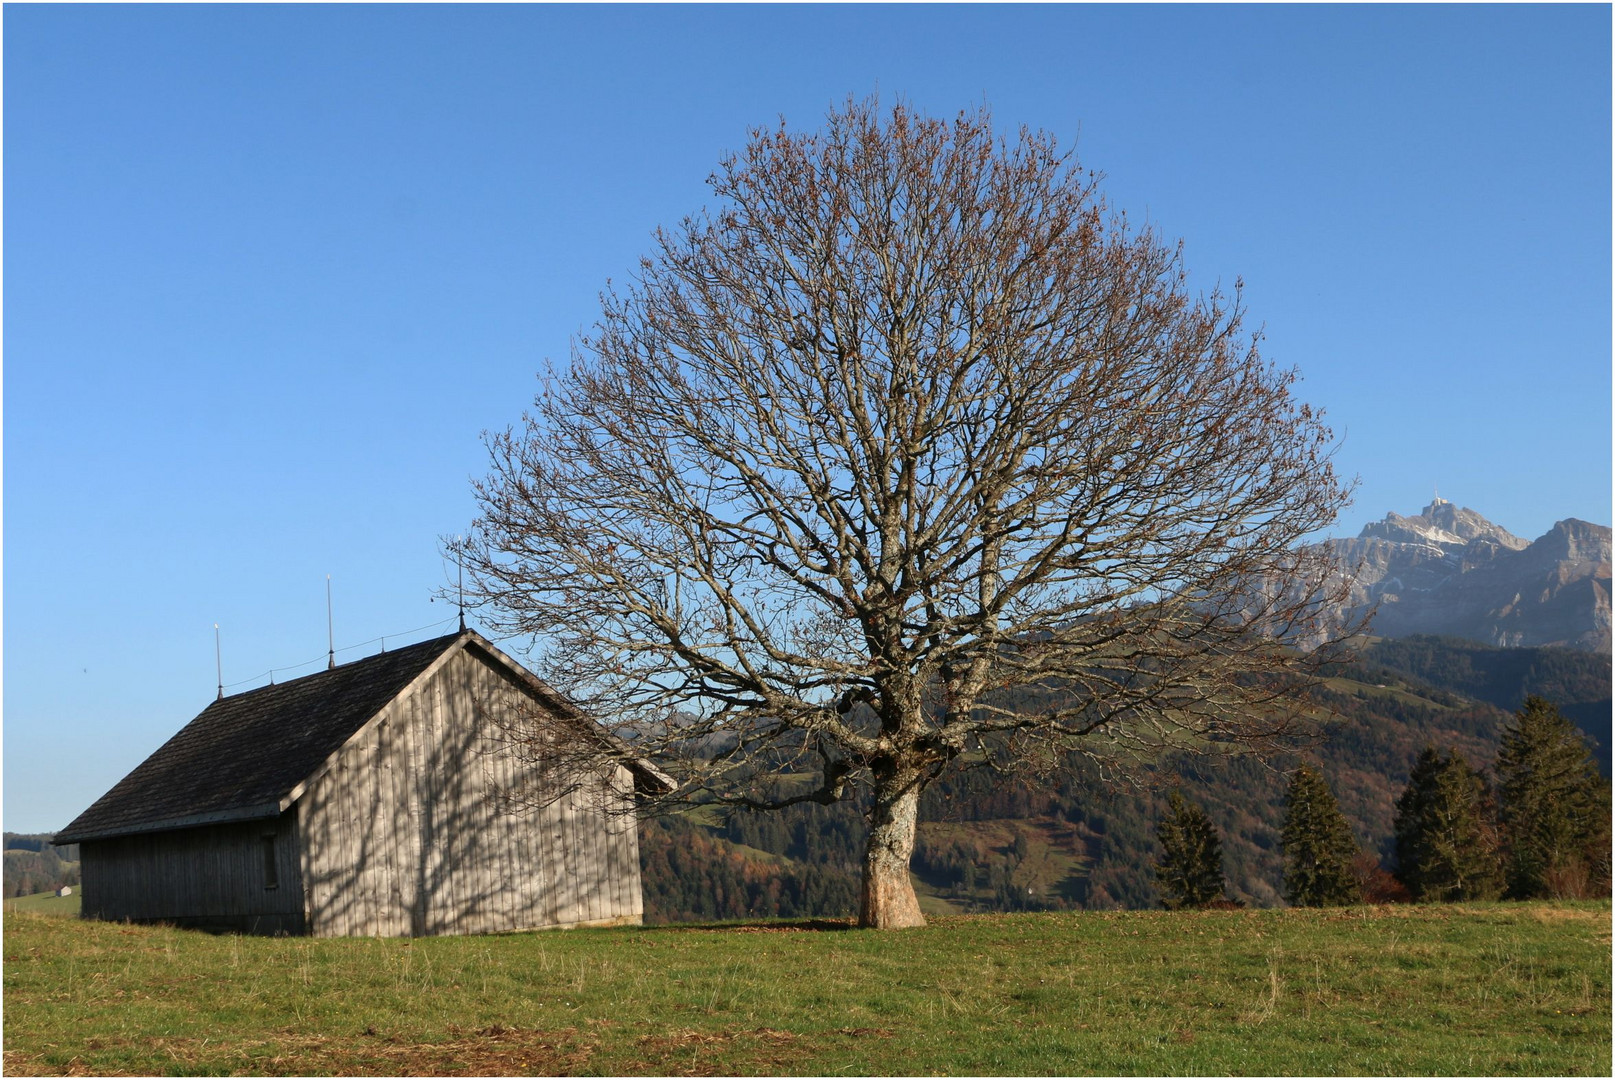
4 4 1609 832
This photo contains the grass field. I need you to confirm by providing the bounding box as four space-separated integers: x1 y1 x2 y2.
5 890 83 917
3 903 1609 1076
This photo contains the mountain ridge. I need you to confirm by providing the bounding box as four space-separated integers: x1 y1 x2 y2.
1326 498 1611 653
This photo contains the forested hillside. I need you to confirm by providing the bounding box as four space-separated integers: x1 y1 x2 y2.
3 834 80 899
638 814 859 923
640 637 1611 921
1343 636 1611 772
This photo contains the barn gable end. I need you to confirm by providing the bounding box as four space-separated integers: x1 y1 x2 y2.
55 630 665 936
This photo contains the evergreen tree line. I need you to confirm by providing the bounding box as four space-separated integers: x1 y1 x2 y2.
1156 697 1612 908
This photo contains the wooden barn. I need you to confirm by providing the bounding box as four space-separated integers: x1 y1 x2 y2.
53 629 671 936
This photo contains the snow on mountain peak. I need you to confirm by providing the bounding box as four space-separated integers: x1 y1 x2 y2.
1358 500 1528 553
1326 500 1610 652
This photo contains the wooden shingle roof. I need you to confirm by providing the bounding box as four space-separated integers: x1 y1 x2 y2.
55 633 463 844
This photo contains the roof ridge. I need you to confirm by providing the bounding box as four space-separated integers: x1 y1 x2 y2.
219 629 466 702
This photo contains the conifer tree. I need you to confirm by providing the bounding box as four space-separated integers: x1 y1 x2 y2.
1281 764 1361 906
1494 696 1611 899
1393 746 1501 902
1155 788 1227 909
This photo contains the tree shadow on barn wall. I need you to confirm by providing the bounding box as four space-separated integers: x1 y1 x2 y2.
299 648 637 937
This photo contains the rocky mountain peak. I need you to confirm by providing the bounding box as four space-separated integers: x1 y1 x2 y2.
1358 497 1528 553
1534 518 1615 566
1326 500 1611 653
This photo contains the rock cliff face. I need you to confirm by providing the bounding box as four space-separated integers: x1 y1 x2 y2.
1327 499 1612 653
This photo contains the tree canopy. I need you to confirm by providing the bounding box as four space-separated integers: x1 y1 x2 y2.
1495 696 1610 899
462 98 1354 927
1392 746 1501 902
1155 788 1228 909
1281 764 1361 907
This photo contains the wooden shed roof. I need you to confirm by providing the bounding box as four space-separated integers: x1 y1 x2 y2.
55 629 670 845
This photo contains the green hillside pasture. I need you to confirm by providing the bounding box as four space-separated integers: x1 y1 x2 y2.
914 817 1087 911
4 904 1608 1076
4 891 82 917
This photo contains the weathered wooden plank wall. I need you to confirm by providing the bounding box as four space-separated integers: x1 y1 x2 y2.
80 813 304 934
298 644 643 937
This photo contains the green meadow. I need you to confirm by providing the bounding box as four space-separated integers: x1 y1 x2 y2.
3 902 1608 1076
5 890 82 917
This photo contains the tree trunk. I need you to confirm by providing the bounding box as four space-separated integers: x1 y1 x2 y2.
859 764 926 929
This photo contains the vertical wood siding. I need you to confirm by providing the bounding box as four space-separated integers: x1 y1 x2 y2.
297 645 643 937
80 813 304 934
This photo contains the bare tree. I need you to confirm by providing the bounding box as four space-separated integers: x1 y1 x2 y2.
460 99 1354 929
